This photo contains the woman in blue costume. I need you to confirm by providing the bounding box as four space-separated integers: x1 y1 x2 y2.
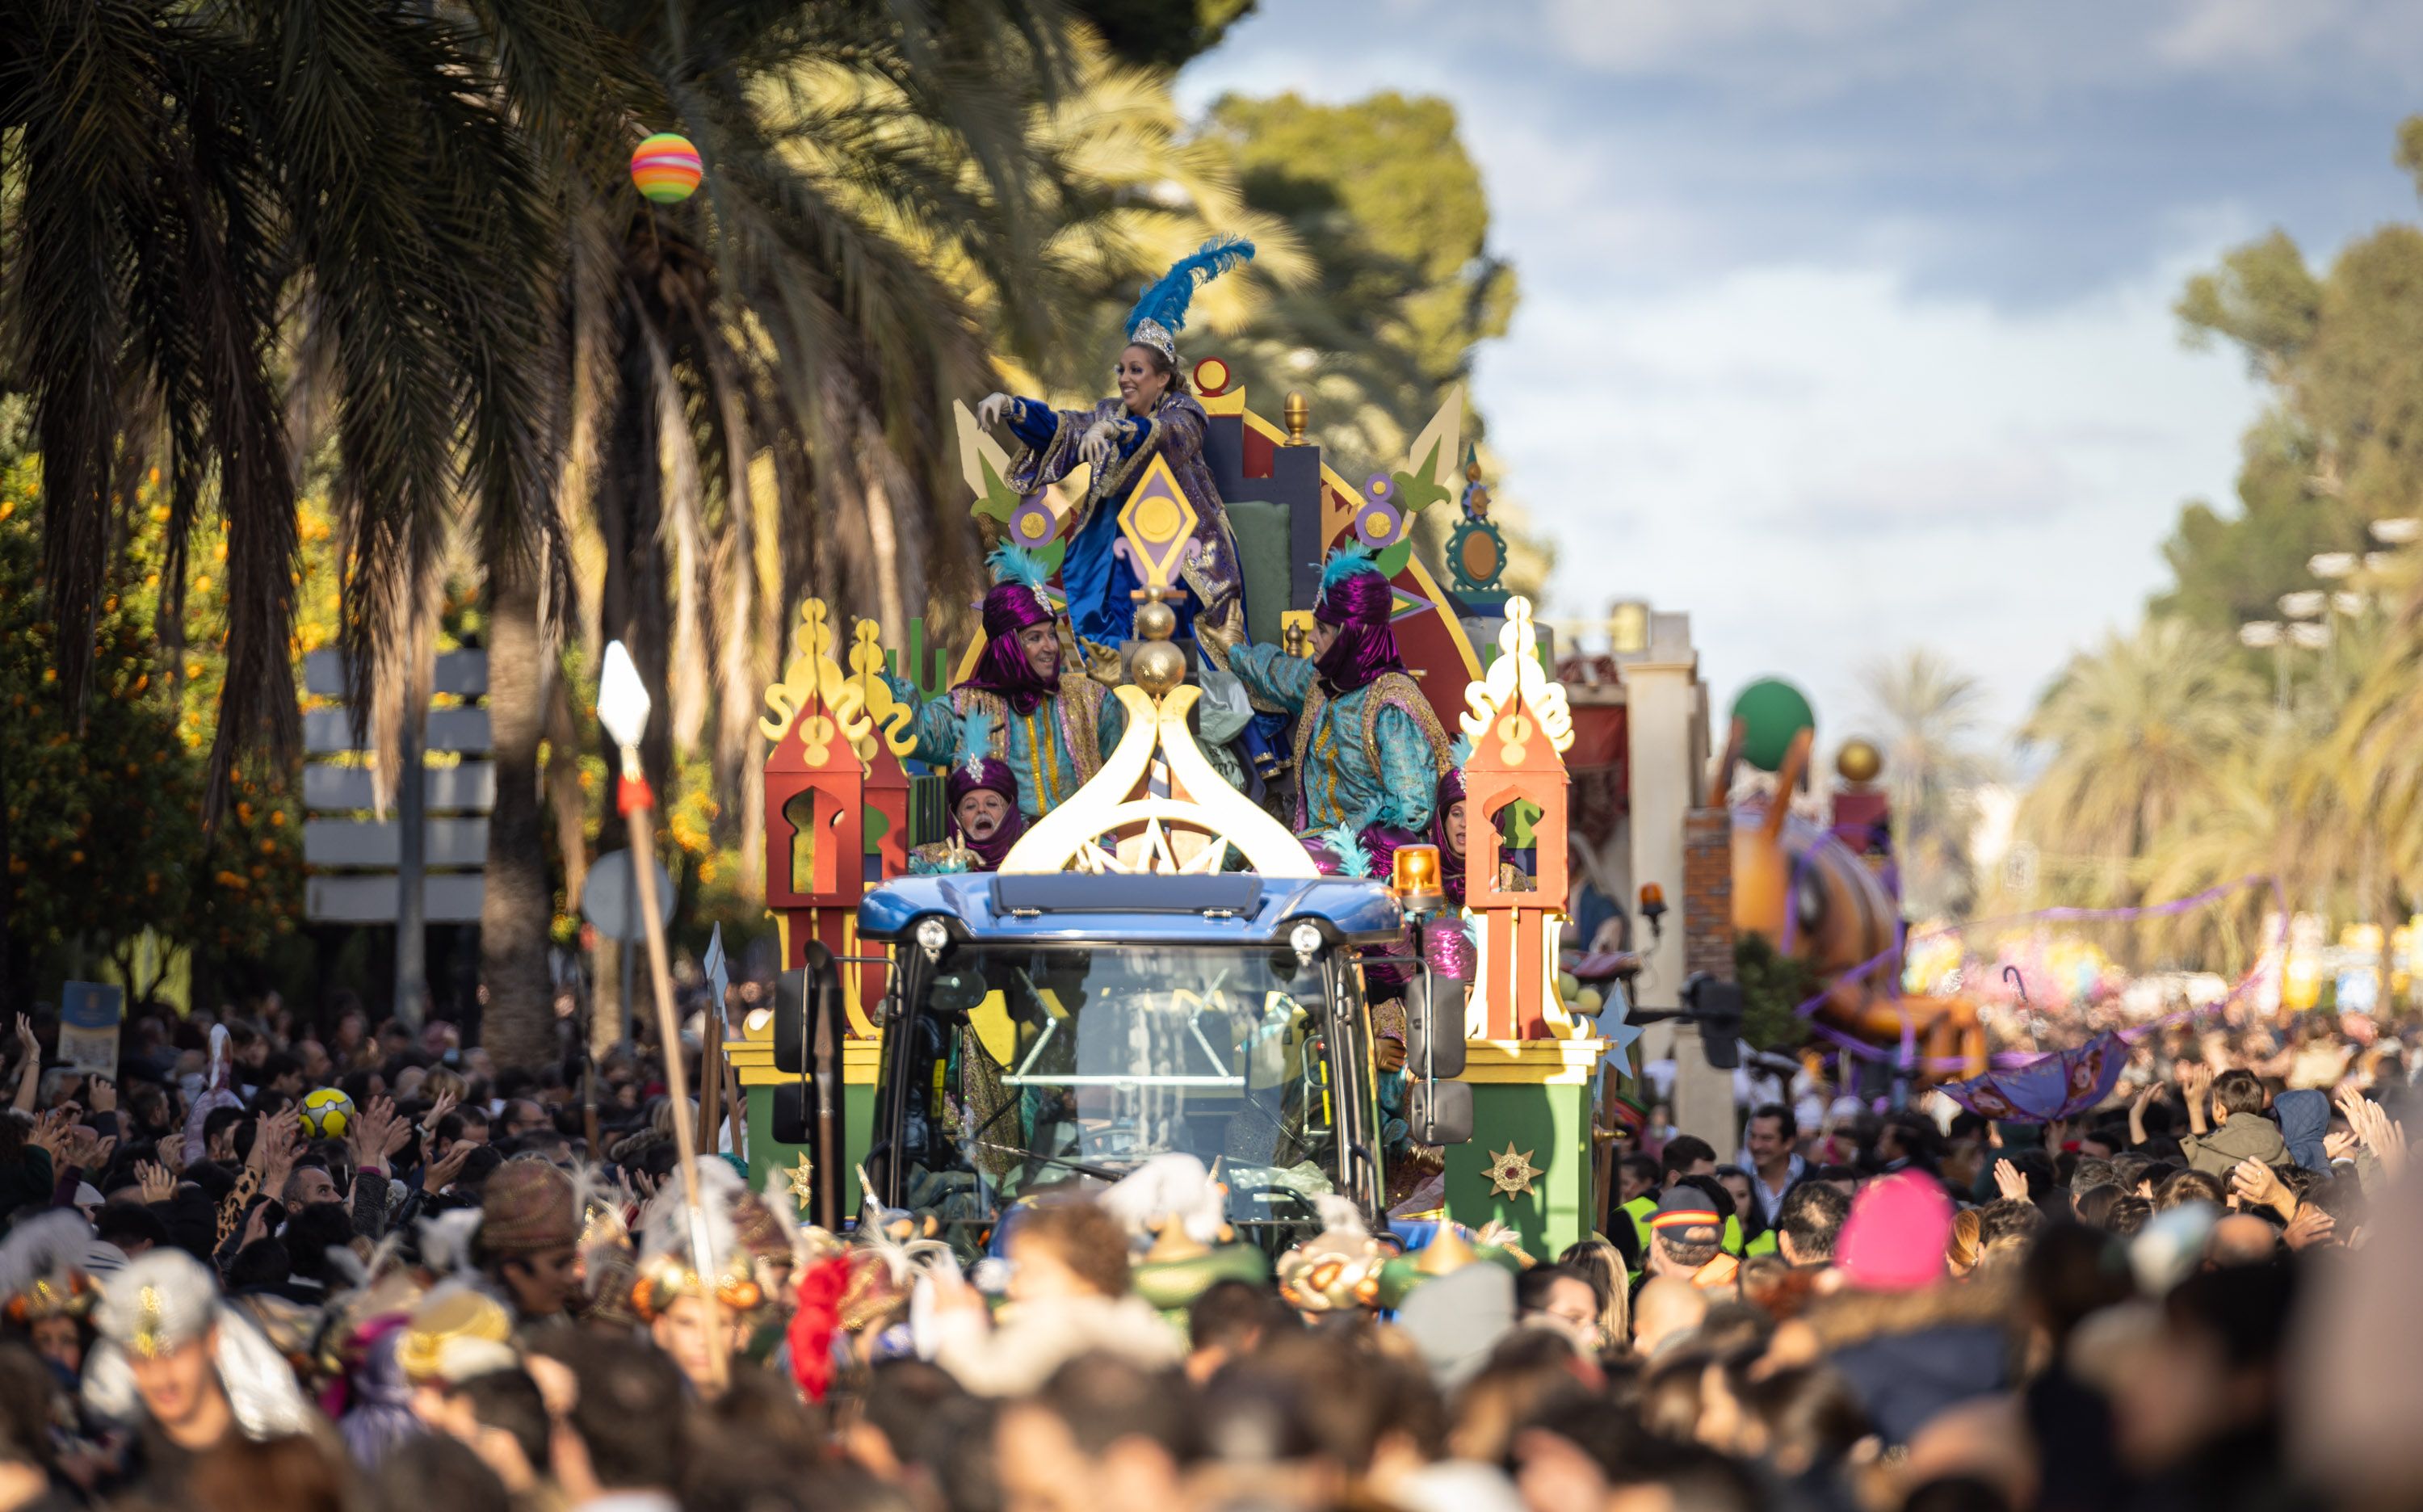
1209 543 1452 835
976 237 1256 652
888 546 1123 821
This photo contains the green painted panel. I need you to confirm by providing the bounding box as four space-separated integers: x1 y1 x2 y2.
1443 1078 1598 1257
741 1080 876 1219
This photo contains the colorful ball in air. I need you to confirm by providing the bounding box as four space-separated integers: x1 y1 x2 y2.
630 132 703 204
1731 677 1816 774
300 1086 355 1140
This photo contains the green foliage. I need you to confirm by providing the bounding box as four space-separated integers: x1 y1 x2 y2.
0 452 303 990
1732 934 1815 1053
2150 414 2370 633
1069 0 1257 67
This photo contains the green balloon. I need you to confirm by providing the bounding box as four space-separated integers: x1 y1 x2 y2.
1731 678 1815 773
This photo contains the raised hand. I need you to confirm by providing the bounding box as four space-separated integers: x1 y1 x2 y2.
13 1015 35 1062
420 1140 473 1194
1077 417 1122 470
24 1110 67 1159
1993 1158 2029 1203
86 1077 115 1115
423 1087 460 1136
136 1161 175 1204
2324 1129 2359 1162
976 393 1014 429
2231 1157 2293 1217
2282 1204 2337 1251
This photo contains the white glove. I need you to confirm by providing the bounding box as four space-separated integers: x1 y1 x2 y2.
976 392 1014 428
1078 417 1123 469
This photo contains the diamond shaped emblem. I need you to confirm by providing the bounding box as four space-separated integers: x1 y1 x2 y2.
1116 453 1198 592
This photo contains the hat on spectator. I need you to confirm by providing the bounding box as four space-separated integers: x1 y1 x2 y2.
1651 1185 1722 1243
1836 1170 1955 1292
477 1159 577 1257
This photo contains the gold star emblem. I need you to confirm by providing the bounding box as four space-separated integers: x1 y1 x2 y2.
769 1150 814 1214
1485 1143 1542 1199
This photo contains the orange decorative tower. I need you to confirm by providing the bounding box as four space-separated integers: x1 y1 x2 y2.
1460 598 1579 1040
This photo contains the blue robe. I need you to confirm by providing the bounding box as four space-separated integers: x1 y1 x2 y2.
1224 645 1450 834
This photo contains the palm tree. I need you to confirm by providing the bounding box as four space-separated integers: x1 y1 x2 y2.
2 0 563 794
2014 617 2267 964
1858 648 1997 922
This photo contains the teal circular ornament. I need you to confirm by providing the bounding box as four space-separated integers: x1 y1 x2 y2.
1448 517 1507 594
1731 678 1815 772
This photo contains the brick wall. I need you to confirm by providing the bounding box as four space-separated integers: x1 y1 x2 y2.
1682 807 1735 981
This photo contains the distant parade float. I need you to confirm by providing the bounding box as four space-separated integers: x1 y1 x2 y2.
630 132 703 203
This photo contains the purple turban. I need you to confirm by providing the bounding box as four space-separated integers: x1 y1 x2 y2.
1312 545 1406 695
945 757 1027 871
962 548 1062 715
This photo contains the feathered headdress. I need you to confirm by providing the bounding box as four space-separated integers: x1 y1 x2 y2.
632 1158 766 1318
1447 734 1474 770
1126 236 1256 364
1320 540 1382 596
987 542 1056 599
0 1212 99 1322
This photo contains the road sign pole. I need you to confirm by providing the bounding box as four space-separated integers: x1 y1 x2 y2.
619 938 635 1049
393 647 428 1031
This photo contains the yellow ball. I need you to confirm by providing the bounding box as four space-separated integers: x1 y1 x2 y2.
1837 737 1883 785
300 1086 354 1139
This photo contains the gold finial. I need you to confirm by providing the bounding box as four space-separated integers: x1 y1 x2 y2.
1283 392 1309 446
1837 737 1883 785
1129 587 1186 699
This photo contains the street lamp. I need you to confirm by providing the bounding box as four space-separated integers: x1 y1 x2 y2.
2238 621 2282 648
2310 552 2359 580
2279 590 2327 619
2289 621 2330 649
2370 519 2423 545
597 639 728 1393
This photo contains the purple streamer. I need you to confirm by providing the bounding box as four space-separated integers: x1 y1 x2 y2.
1788 875 2287 1074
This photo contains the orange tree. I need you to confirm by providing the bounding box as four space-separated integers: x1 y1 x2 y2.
0 449 309 1004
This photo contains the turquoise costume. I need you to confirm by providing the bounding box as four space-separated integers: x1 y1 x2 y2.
891 674 1127 821
1224 645 1450 834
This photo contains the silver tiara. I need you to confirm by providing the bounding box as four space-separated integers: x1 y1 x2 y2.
1129 317 1178 365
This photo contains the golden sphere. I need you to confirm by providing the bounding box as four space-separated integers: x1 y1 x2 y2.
1132 597 1178 642
1836 737 1883 785
1132 640 1186 698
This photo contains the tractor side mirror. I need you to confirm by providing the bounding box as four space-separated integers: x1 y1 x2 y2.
774 942 841 1077
1408 1079 1474 1145
771 1081 810 1145
1405 972 1468 1080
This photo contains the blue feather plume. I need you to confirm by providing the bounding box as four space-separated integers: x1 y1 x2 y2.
1320 821 1374 880
1320 541 1380 594
987 543 1052 594
954 708 998 777
1447 734 1474 769
1126 236 1256 344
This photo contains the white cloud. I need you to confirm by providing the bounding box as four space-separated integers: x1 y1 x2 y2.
1484 262 2260 733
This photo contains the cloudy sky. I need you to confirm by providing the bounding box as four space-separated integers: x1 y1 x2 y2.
1179 0 2423 741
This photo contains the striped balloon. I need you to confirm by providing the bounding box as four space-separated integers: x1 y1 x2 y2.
630 132 703 204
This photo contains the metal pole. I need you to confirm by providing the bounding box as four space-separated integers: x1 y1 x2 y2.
393 621 428 1031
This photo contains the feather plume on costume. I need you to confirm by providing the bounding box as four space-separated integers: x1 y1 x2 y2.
954 708 1000 778
416 1208 485 1279
987 542 1053 594
1320 822 1375 880
1447 734 1474 770
1312 1194 1367 1238
638 1157 745 1268
1126 235 1256 345
1320 540 1380 594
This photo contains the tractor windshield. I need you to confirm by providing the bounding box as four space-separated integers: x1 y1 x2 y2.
884 942 1353 1245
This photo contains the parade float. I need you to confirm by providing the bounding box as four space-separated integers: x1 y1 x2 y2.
724 334 1985 1258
